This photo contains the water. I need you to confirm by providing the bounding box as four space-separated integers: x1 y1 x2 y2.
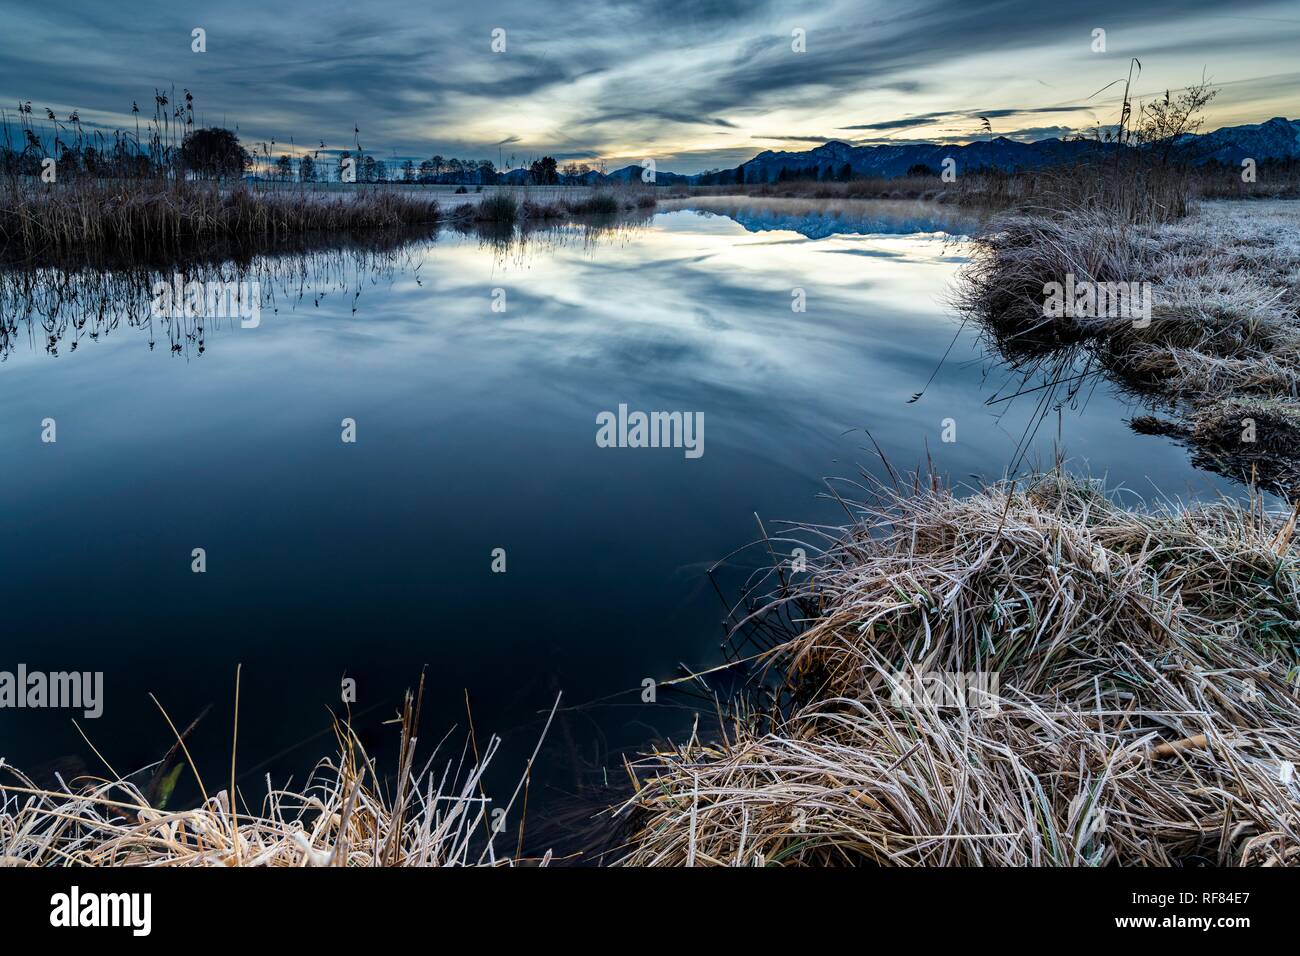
0 200 1243 850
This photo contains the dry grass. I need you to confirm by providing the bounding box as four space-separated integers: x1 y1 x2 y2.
615 472 1300 866
0 683 557 866
958 200 1300 494
0 179 655 263
961 202 1300 396
0 178 442 261
684 159 1300 213
468 188 651 223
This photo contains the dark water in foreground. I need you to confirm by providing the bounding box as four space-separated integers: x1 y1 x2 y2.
0 201 1242 852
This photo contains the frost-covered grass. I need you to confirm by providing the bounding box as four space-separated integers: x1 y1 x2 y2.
616 472 1300 866
959 200 1300 493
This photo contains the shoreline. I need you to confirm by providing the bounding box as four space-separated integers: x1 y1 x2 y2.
958 198 1300 495
615 470 1300 866
6 470 1296 866
4 175 1300 867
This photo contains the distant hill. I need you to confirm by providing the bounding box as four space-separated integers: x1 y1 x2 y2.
524 117 1298 186
710 117 1300 185
1171 116 1300 165
604 164 693 186
727 136 1107 183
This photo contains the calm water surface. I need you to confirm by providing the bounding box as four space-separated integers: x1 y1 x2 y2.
0 200 1241 848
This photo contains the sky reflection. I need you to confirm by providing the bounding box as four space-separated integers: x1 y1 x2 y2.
0 204 1245 833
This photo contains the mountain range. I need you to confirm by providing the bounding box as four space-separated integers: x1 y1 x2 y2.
508 116 1300 186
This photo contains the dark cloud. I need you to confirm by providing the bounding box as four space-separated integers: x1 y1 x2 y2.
756 135 848 143
0 0 1295 173
584 109 738 129
841 107 1093 134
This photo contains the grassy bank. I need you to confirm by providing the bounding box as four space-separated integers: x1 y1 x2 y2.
678 159 1300 211
959 199 1300 494
615 471 1300 866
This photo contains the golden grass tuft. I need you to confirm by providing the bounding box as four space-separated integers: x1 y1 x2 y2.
1 685 557 866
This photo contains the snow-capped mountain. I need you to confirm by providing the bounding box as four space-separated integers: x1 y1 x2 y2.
1171 116 1300 165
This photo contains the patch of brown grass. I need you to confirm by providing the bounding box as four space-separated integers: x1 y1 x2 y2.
1 684 558 867
0 179 442 261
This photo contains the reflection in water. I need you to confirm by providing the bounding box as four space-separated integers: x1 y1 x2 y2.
955 260 1297 498
0 216 651 361
1 247 416 360
0 200 1248 854
660 196 986 240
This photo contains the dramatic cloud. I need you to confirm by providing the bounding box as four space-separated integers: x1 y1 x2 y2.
1 0 1297 173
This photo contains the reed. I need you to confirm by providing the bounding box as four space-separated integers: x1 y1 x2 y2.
0 178 441 261
515 188 642 220
476 190 520 223
566 191 621 215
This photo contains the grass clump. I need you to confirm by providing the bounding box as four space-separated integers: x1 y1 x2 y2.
475 190 520 224
568 191 621 215
474 188 651 223
615 471 1300 866
1 683 556 866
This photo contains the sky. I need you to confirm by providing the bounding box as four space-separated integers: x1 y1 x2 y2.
1 0 1299 174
